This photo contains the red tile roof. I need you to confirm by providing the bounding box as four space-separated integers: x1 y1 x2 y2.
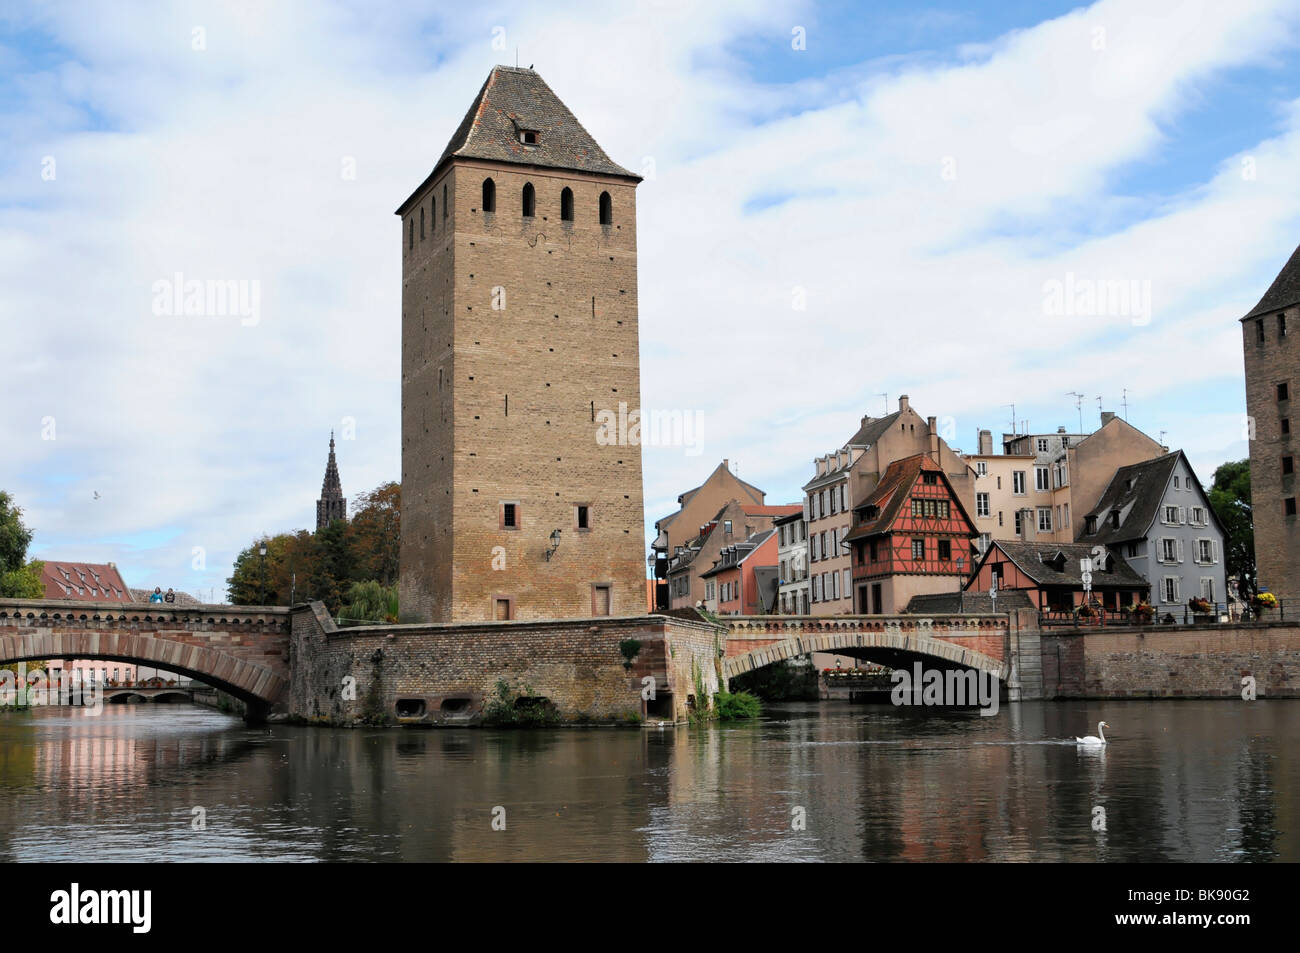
39 561 133 602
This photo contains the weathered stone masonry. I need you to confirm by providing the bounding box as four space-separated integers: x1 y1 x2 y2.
289 602 725 726
1041 622 1300 698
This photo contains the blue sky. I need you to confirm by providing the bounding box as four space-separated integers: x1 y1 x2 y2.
2 0 1300 600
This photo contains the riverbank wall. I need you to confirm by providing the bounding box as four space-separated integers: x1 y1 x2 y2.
1040 621 1300 699
288 602 726 726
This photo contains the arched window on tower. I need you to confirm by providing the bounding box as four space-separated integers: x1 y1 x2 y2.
420 206 425 240
599 191 612 225
522 182 536 218
431 195 436 230
482 177 495 213
408 218 413 250
442 184 448 220
561 187 574 222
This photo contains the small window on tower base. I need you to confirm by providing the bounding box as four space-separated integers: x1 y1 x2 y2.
575 504 590 531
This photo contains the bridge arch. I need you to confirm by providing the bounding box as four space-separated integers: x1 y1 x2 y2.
723 628 1008 682
0 624 286 713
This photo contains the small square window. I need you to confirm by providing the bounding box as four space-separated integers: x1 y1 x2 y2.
1285 456 1294 476
1279 382 1290 402
1287 498 1297 517
501 502 519 529
1284 418 1292 435
575 504 590 530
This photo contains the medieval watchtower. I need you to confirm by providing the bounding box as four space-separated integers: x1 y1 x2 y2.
397 66 646 622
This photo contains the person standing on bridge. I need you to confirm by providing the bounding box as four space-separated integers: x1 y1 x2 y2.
149 587 163 603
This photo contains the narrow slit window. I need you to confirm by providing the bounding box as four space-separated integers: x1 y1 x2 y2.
576 504 590 530
599 191 612 225
522 182 536 218
561 187 574 222
482 178 495 213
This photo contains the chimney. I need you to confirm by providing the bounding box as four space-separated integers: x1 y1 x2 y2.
861 414 870 427
899 394 910 412
927 416 939 461
1100 411 1115 425
978 430 992 455
722 458 729 471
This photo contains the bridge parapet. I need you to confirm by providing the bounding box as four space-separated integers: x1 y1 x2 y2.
0 598 289 632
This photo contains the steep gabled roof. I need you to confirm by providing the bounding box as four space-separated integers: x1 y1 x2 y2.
1242 241 1300 321
1078 452 1180 545
843 454 975 542
848 411 902 448
398 66 638 214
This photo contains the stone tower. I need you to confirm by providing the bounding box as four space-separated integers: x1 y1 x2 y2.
1241 241 1300 604
316 432 347 531
397 66 647 623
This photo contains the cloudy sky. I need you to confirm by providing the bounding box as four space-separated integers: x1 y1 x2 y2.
3 0 1299 601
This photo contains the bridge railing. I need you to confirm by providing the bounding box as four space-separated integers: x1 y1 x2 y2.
0 598 290 630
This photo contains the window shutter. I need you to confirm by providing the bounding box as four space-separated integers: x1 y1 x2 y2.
1212 539 1218 563
1176 538 1184 563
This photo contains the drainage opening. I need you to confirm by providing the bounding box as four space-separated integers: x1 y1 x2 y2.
646 691 673 719
440 696 471 713
395 698 427 718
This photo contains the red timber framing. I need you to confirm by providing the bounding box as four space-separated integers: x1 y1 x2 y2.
846 454 977 585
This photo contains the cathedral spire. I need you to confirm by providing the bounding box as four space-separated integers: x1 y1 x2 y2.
316 431 347 531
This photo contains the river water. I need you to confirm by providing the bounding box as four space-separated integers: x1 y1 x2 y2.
0 700 1293 862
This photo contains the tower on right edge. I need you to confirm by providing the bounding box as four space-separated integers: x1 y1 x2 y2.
1241 241 1300 605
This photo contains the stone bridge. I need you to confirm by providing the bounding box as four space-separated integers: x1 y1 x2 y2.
721 614 1013 682
0 599 290 721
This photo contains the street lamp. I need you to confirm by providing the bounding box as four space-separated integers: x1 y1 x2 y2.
258 541 268 605
545 529 562 561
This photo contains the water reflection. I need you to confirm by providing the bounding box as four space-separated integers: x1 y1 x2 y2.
0 700 1293 862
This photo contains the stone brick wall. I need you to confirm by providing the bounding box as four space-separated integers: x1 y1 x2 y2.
1040 621 1300 698
289 602 725 726
1243 314 1300 604
400 156 647 623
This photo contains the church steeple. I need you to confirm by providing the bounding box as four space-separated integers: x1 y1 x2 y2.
316 431 347 531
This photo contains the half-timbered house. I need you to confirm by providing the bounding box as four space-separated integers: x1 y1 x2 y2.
843 454 978 614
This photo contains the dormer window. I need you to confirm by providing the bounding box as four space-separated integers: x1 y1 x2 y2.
520 129 539 145
1084 515 1097 535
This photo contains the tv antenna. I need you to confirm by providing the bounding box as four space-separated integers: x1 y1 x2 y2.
1121 388 1129 420
875 392 888 416
1004 403 1016 436
1066 392 1084 435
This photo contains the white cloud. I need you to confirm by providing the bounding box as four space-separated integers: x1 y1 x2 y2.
1 0 1298 596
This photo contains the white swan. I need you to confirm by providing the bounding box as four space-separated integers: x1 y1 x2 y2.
1076 721 1109 746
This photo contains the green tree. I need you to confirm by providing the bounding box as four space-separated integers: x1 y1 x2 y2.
0 492 44 599
1209 459 1254 598
338 580 399 624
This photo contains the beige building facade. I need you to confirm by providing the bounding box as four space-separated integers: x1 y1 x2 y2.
964 413 1165 549
803 395 975 615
